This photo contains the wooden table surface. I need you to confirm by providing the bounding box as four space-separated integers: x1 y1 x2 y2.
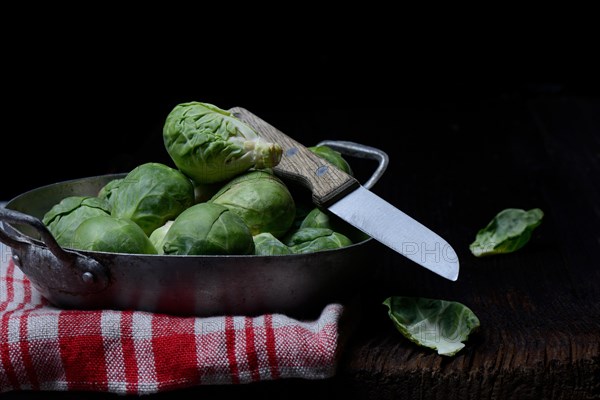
3 88 599 399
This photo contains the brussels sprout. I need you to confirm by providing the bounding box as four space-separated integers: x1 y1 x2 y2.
97 178 124 210
110 162 195 236
470 208 544 257
298 207 367 241
283 227 352 254
163 101 283 184
308 145 353 176
253 232 293 256
162 203 254 256
71 215 157 254
299 207 333 229
42 196 111 247
210 170 295 238
149 220 174 255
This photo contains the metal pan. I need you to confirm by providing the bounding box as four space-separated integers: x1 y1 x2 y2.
0 141 388 317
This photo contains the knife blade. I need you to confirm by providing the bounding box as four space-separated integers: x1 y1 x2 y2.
229 107 459 281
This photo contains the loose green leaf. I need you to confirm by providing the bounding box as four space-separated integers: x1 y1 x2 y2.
470 208 544 257
383 296 480 356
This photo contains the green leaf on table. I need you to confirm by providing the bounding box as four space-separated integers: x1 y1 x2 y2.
469 208 544 257
383 296 480 356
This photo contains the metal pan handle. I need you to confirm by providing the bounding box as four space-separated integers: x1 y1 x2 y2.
315 140 389 190
0 206 109 294
0 206 74 263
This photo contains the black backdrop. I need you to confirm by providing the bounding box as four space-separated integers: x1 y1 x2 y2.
3 78 596 202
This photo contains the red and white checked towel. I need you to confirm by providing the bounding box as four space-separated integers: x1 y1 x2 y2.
0 243 345 395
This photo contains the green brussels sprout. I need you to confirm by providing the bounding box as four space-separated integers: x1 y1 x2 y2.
162 203 255 255
71 215 157 254
97 178 124 210
283 227 353 254
253 232 293 256
299 207 333 229
42 196 111 247
149 220 174 255
298 207 366 241
110 162 195 236
308 145 353 176
210 170 295 238
163 101 283 184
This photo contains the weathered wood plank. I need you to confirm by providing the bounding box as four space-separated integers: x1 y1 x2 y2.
336 95 600 399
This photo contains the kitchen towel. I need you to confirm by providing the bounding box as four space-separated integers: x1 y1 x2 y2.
0 243 345 395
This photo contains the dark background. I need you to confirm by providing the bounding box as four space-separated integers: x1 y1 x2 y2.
2 77 598 201
2 10 599 201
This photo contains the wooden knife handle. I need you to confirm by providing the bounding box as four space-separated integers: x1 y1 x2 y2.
230 107 360 208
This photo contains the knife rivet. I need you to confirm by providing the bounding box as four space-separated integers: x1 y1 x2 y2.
285 147 298 157
82 272 95 284
316 165 328 176
12 254 21 266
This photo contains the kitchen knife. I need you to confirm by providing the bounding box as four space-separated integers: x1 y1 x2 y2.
230 107 459 281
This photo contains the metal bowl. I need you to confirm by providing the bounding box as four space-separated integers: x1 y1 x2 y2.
0 141 387 317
